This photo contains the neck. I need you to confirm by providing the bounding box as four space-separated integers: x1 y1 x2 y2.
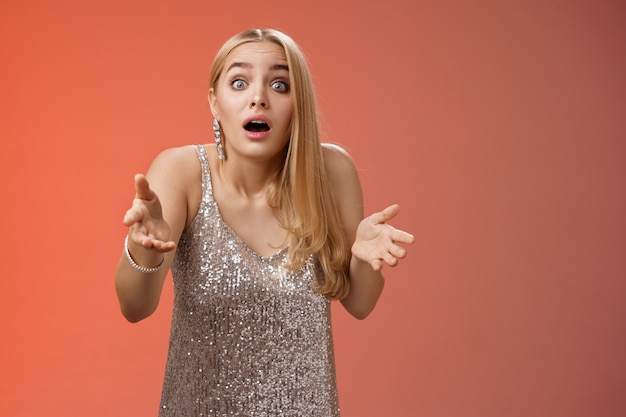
216 151 285 199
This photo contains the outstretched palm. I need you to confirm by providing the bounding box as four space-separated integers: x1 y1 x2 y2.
123 174 176 252
352 204 415 271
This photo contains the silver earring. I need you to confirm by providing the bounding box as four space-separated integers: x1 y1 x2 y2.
213 118 225 160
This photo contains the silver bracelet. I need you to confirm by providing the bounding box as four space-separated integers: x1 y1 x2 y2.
124 235 166 273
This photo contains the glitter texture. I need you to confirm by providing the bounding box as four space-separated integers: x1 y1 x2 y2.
159 145 340 416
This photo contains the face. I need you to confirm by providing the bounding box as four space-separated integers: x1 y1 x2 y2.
209 41 293 162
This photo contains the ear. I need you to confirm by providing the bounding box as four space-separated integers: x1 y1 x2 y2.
208 88 219 119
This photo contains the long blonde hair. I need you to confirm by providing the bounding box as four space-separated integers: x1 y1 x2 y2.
209 29 350 299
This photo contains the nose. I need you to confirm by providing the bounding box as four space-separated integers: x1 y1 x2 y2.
250 87 268 109
250 96 267 108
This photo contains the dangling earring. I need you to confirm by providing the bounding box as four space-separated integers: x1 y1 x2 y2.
213 118 225 160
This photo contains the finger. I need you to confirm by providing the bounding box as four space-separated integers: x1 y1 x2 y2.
130 233 176 253
382 251 399 267
123 207 144 226
151 239 177 252
369 204 401 225
387 244 408 259
380 204 400 223
144 238 177 253
390 227 415 244
127 227 152 246
134 174 155 200
370 258 383 271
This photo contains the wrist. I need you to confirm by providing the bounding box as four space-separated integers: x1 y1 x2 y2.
124 235 166 273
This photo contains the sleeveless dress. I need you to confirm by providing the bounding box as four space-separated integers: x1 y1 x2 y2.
159 145 340 417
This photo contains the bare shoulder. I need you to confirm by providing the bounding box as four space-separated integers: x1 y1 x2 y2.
322 143 364 220
150 145 199 168
143 145 204 231
146 145 201 183
322 143 358 177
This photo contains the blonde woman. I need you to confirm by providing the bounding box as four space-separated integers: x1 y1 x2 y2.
115 28 414 417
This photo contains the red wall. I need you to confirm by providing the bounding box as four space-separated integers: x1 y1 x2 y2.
1 1 625 416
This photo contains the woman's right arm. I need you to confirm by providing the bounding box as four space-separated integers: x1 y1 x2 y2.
114 147 194 322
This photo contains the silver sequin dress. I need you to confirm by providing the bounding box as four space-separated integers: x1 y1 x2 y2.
159 145 340 417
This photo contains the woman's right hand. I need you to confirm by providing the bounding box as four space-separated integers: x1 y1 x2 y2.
123 174 176 252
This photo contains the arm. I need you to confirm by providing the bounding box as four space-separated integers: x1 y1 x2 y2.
323 144 415 320
114 147 195 322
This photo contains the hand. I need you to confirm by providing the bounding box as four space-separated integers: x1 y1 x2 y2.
351 204 415 271
123 174 176 252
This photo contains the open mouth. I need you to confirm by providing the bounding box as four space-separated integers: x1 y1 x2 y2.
244 120 270 132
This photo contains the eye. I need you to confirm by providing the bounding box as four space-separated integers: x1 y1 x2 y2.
231 79 247 89
271 80 290 93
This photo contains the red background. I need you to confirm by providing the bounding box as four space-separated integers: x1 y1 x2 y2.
1 1 625 416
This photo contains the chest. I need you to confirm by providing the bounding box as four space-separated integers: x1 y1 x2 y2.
214 193 287 258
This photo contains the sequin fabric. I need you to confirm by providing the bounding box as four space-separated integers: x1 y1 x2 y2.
159 145 340 417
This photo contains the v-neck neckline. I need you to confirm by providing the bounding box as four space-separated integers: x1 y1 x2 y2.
198 145 288 262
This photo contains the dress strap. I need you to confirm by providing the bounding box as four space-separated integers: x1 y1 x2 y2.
193 144 213 204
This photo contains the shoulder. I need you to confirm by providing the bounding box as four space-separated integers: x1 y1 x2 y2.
151 144 200 167
322 143 358 177
322 143 364 218
146 145 204 229
146 145 201 180
145 145 203 201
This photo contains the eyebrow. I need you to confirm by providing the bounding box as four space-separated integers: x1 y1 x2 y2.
226 62 289 73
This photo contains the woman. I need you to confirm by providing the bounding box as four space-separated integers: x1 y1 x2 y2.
115 28 414 417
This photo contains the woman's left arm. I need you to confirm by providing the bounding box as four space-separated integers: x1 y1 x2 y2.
323 144 414 319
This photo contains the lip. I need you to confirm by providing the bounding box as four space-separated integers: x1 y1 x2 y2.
243 115 272 140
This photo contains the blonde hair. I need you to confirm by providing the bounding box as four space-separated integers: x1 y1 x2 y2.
209 29 349 299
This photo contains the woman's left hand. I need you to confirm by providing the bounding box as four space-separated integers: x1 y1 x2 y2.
351 204 415 271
